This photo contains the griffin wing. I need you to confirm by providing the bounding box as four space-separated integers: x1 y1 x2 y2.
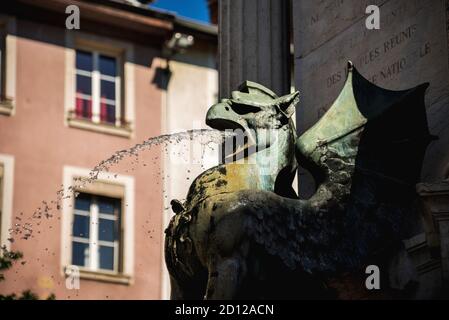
246 62 433 276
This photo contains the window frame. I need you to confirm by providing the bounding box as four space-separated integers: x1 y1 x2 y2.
0 15 16 116
61 166 135 284
64 32 135 138
71 193 123 274
0 164 3 244
0 23 6 100
0 154 14 250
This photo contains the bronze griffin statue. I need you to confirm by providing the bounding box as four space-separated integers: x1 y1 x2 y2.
164 62 434 299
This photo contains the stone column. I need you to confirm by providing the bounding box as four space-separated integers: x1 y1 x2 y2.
218 0 291 99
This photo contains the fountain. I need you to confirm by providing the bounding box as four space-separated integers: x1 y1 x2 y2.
164 62 434 299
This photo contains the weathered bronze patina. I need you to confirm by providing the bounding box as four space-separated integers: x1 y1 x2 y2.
165 62 433 299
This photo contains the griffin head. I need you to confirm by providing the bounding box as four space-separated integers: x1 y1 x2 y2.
206 81 299 161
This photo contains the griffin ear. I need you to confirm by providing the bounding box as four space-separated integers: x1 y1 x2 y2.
278 91 299 118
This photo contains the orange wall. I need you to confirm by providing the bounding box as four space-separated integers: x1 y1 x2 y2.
0 19 165 299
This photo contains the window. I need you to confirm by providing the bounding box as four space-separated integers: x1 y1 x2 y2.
71 193 122 273
65 34 134 137
0 25 6 100
0 154 13 249
0 16 16 116
74 49 122 126
62 166 134 283
0 164 3 242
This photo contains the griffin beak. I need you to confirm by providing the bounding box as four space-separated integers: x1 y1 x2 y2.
206 100 257 160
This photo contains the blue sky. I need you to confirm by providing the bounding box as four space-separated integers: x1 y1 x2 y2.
150 0 211 24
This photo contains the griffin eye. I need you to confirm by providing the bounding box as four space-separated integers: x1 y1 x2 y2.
230 103 261 115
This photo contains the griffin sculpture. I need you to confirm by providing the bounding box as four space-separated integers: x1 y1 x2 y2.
164 62 433 299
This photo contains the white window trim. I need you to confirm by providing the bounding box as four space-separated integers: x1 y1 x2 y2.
60 166 135 284
0 15 16 116
0 154 14 250
64 31 135 138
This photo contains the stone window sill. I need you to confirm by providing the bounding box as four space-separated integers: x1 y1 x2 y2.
67 116 132 138
0 99 14 116
65 267 132 285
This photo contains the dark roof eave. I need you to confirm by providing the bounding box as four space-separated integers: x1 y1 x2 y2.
97 0 217 38
91 0 175 21
16 0 174 37
174 17 217 37
13 0 217 43
79 0 218 38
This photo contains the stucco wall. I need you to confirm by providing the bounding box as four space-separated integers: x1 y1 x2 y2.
161 43 218 299
0 18 166 299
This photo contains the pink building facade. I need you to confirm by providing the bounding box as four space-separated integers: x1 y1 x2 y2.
0 0 217 299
